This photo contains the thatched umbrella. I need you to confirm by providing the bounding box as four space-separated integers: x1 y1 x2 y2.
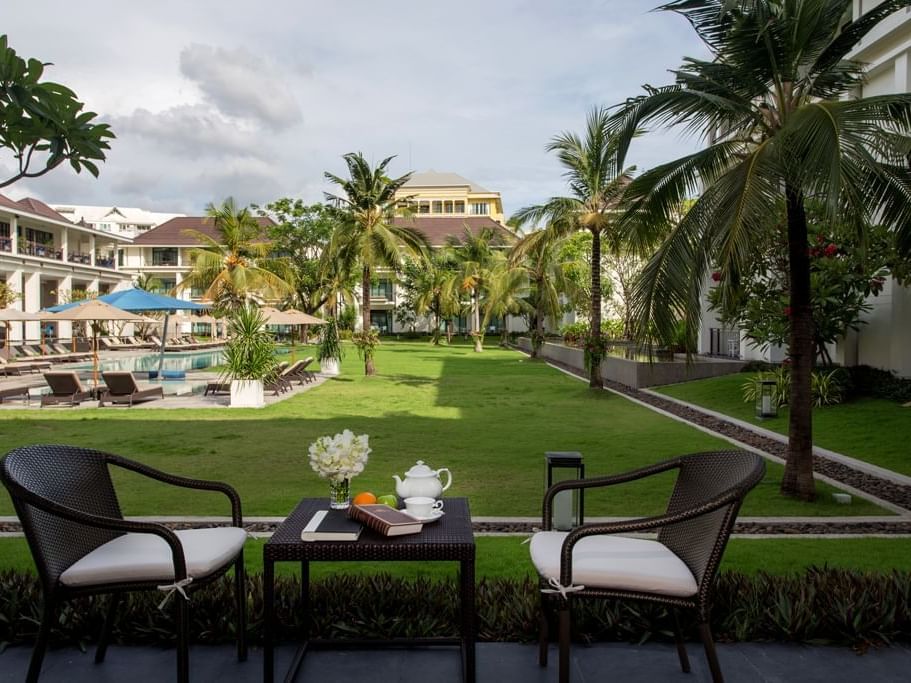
0 308 50 359
46 300 147 388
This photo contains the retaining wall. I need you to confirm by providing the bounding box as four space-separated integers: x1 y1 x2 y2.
517 338 744 388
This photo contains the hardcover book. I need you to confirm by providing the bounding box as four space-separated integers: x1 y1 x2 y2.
348 504 424 537
300 509 363 542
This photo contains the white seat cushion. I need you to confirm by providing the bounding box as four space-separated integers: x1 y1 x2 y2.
60 527 247 587
529 531 698 598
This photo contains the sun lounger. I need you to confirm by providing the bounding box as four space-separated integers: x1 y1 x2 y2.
50 343 92 361
204 382 231 396
41 371 94 407
98 372 165 407
0 385 30 404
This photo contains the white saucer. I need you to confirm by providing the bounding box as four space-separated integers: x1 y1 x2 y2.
404 509 445 523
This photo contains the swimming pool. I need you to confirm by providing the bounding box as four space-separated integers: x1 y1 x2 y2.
72 350 225 374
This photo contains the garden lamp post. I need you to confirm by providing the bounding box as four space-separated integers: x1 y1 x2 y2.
756 379 778 419
545 451 584 531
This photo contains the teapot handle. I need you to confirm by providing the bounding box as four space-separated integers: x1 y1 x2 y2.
437 468 452 492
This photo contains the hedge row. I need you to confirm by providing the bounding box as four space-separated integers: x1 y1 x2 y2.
2 569 911 649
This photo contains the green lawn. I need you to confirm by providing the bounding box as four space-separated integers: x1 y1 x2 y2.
1 536 909 577
654 373 911 476
0 342 886 517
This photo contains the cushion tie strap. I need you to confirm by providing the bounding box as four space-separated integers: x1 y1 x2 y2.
157 577 193 610
541 576 585 599
521 527 542 545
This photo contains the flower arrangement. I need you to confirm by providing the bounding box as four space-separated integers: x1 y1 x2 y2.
308 430 371 482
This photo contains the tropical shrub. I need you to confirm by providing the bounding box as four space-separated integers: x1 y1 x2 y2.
742 367 849 408
560 320 625 346
317 317 343 362
2 569 910 647
352 329 380 364
220 305 278 383
848 366 911 404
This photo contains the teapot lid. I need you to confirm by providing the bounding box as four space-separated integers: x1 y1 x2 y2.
405 460 436 478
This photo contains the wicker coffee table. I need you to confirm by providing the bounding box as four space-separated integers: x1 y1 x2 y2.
263 497 476 683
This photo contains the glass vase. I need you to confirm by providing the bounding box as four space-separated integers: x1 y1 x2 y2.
328 478 350 510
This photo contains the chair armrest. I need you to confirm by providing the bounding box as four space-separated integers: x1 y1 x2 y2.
542 459 681 529
7 486 188 580
555 489 741 587
108 456 242 527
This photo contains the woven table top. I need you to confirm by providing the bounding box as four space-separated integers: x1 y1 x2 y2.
265 497 475 562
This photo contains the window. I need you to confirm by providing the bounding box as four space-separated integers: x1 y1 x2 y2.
418 201 430 214
0 222 9 237
370 310 391 334
370 279 393 300
432 200 443 214
470 202 489 215
117 249 124 267
153 279 176 294
151 248 178 266
454 200 465 213
444 201 454 214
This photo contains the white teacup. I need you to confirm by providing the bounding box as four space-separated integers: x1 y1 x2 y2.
404 496 444 518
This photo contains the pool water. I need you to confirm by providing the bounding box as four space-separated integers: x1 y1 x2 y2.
71 350 225 374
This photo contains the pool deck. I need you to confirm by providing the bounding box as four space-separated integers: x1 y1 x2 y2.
0 350 327 409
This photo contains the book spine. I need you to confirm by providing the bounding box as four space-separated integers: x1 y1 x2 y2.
349 506 391 536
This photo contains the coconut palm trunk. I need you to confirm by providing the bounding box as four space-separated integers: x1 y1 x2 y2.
472 289 482 352
361 265 375 375
782 186 815 500
589 229 603 387
533 297 545 359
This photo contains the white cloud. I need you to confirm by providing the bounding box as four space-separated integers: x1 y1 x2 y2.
179 44 303 130
0 0 710 216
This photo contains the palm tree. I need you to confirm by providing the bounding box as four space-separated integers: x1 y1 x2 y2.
509 230 579 357
324 153 429 375
133 273 162 292
482 263 530 346
445 227 508 352
406 252 461 345
608 0 911 501
512 107 635 386
177 197 292 312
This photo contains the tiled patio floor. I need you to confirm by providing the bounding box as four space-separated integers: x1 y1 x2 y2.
2 642 910 682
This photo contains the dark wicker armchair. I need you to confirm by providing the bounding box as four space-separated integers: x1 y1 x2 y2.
530 450 765 683
0 445 248 683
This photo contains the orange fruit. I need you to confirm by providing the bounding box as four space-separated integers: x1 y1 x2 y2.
352 491 377 506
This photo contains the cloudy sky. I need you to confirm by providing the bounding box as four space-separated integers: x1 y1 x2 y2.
0 0 709 217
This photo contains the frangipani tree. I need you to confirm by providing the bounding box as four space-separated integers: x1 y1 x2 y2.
610 0 911 500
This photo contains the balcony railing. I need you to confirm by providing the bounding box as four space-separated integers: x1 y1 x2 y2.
19 240 62 260
151 258 179 266
95 256 116 269
68 252 93 265
0 237 10 253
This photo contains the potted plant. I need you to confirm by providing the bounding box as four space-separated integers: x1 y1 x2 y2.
317 317 343 376
221 305 277 408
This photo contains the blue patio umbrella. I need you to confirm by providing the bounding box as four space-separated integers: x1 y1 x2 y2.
47 288 208 374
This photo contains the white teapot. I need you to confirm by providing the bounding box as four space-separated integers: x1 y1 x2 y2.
393 461 452 499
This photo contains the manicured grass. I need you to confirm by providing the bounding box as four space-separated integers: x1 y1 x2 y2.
1 536 909 577
0 342 886 517
654 373 911 476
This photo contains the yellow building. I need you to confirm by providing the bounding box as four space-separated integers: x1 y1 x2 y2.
395 170 505 224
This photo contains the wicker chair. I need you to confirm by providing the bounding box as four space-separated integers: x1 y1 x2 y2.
0 445 248 682
530 450 765 683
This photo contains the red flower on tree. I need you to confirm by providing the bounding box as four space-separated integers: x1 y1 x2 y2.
711 271 722 282
824 244 838 257
783 306 792 317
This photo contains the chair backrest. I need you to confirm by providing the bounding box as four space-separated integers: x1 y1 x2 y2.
102 371 138 395
281 360 303 376
1 445 124 587
657 450 765 589
44 371 85 395
51 343 69 355
300 357 313 369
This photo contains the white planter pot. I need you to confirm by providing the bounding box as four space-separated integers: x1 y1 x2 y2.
320 357 340 376
230 379 265 408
